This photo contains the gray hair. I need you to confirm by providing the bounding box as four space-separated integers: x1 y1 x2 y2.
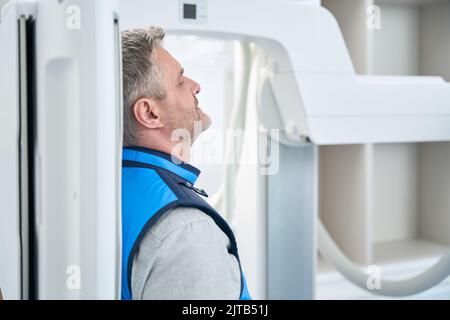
121 26 166 146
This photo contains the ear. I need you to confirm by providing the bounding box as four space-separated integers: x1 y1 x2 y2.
133 97 164 130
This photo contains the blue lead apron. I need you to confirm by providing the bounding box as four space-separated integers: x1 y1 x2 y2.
121 146 251 300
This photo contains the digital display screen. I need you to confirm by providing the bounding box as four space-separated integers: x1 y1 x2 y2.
183 3 197 19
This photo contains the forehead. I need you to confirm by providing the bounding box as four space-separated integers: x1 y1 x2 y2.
154 46 182 74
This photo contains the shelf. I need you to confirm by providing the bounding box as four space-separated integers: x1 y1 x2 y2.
374 238 449 265
375 0 447 6
316 239 450 299
317 238 449 275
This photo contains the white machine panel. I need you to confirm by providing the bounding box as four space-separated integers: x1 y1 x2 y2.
32 0 121 299
0 0 122 299
0 0 21 300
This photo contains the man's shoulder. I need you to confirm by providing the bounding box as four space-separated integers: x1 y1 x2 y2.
131 205 241 300
149 206 219 241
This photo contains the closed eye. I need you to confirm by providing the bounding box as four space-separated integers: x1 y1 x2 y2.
177 67 185 86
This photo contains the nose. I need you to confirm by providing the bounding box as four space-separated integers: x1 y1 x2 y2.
192 79 201 95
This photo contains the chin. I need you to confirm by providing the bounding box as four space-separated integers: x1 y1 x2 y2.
196 107 211 129
202 115 212 130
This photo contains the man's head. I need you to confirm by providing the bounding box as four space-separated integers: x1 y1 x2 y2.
121 26 211 152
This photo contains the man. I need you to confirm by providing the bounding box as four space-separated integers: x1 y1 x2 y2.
121 26 251 300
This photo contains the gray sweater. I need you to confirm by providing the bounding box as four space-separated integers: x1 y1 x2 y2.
131 206 242 299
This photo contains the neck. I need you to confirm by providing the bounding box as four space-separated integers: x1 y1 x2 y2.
136 139 192 163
